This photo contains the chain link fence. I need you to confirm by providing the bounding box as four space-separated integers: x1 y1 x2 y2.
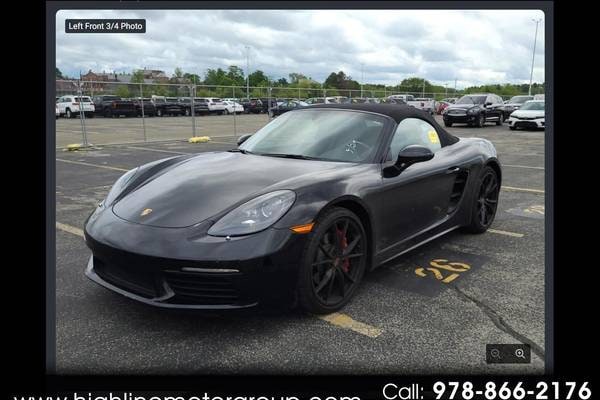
55 79 529 148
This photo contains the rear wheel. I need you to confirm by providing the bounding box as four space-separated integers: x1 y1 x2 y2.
496 114 504 125
156 109 163 117
297 208 368 314
509 126 516 131
65 109 72 119
463 166 500 233
103 108 111 118
444 121 453 127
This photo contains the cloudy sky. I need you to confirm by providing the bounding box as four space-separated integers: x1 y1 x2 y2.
56 9 545 88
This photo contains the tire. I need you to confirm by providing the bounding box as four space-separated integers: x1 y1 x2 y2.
87 113 94 118
509 126 516 130
475 113 485 128
496 114 503 125
156 109 163 117
296 207 368 314
224 109 230 115
65 109 72 119
463 166 500 234
103 108 111 118
185 108 190 116
444 120 452 127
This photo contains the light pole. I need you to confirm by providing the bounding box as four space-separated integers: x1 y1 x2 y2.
529 18 542 96
360 63 364 98
245 45 250 100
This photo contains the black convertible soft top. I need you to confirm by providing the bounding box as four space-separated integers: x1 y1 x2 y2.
306 103 459 146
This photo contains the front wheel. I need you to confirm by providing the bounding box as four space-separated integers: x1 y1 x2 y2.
156 109 163 117
296 207 368 314
475 114 485 128
463 166 500 233
444 120 453 127
496 114 504 125
65 109 72 119
509 126 516 131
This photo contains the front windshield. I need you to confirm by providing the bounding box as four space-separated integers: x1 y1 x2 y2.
509 96 533 104
239 109 387 163
456 95 486 105
519 101 544 111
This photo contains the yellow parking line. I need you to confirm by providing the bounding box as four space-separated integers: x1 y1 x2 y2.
318 312 383 338
56 158 129 172
502 186 545 194
56 222 84 238
488 229 524 238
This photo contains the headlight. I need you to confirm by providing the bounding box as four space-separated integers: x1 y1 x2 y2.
208 190 296 237
103 167 139 206
467 107 479 114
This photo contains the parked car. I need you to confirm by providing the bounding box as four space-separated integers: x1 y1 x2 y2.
84 103 501 313
441 97 458 104
57 95 96 118
507 100 545 130
258 98 278 114
414 98 436 115
241 98 263 114
351 97 380 104
129 98 156 117
305 97 347 105
436 101 452 115
533 94 545 100
151 95 185 117
387 94 416 103
178 97 210 116
223 100 244 114
500 95 534 119
442 93 505 127
198 97 227 115
93 95 135 118
269 100 308 117
380 98 407 105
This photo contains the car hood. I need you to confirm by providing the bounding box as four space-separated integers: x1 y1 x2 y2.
510 109 545 118
112 151 347 228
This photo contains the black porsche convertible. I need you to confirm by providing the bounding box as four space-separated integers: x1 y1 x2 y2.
84 103 501 314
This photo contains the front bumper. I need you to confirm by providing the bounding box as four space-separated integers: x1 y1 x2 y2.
84 209 308 309
443 112 477 124
507 117 544 129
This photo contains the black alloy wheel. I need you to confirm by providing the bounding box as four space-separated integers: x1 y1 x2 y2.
464 166 500 233
297 208 368 314
496 113 504 125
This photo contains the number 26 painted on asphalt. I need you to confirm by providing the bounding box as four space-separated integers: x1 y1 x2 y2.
415 259 471 283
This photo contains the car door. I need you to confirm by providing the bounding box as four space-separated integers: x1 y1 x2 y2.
485 95 503 121
376 118 459 254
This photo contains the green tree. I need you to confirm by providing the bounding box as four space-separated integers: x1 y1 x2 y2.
174 67 183 79
115 85 131 98
249 70 269 87
56 67 64 79
226 66 245 85
130 70 145 84
289 72 308 84
183 73 201 84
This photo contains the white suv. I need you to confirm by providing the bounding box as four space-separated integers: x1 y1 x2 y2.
56 95 95 118
200 98 227 115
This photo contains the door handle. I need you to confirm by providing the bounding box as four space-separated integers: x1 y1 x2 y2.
446 167 460 174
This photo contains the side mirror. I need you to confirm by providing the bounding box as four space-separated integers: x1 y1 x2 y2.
237 134 252 146
485 101 493 106
384 145 434 177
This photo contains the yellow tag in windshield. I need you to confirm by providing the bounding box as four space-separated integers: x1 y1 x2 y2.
428 130 439 144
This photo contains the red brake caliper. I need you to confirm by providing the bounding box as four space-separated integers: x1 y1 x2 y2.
336 227 350 273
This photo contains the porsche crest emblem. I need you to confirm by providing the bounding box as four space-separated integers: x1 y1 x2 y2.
140 208 153 217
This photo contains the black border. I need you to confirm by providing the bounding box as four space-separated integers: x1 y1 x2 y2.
15 0 572 395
